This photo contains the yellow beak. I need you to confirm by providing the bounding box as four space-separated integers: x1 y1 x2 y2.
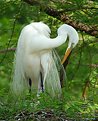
61 48 72 64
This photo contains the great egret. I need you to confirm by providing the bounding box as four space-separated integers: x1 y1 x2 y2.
12 22 79 97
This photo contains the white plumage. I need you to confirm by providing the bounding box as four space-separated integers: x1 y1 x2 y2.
12 22 79 97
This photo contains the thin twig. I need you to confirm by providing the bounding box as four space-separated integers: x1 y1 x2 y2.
69 62 98 68
0 19 16 64
0 1 23 64
0 48 16 54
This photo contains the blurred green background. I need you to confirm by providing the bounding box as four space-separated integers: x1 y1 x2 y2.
0 0 98 120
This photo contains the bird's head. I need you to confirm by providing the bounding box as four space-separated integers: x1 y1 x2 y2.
60 24 79 64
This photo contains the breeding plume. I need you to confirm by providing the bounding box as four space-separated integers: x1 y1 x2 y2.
12 22 79 97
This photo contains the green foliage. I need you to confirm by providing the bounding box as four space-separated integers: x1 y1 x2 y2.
0 0 98 120
0 90 98 120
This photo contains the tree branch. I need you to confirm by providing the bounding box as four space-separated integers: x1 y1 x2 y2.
0 48 16 54
82 80 90 100
45 8 98 37
23 0 98 37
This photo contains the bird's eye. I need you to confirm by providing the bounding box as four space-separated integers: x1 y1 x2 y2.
71 43 74 49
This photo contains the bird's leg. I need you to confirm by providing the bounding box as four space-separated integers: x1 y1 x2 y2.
37 72 44 96
29 78 32 93
40 72 44 92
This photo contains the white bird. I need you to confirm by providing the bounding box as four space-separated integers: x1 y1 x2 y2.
12 22 79 97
